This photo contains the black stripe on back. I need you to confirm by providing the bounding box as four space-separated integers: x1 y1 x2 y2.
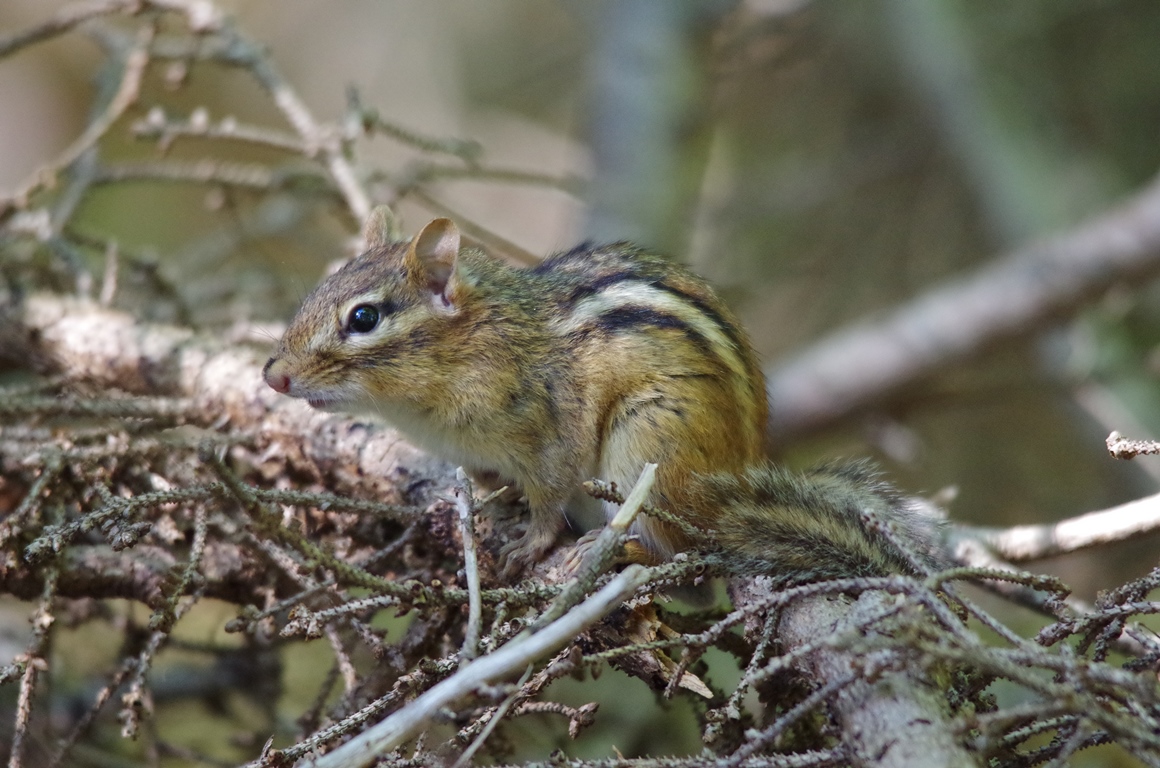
564 273 752 372
578 305 721 365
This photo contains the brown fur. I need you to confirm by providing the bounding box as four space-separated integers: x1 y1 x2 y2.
265 216 940 578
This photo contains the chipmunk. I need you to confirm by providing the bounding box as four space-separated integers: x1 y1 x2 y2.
264 212 944 580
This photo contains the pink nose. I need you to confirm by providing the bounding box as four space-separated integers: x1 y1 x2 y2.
264 361 291 393
267 372 290 393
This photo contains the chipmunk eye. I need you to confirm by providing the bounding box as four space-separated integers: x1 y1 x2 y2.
346 304 380 334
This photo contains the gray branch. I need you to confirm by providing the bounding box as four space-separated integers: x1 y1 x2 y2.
767 171 1160 441
0 292 452 503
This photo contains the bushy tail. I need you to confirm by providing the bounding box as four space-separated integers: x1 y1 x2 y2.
684 460 947 581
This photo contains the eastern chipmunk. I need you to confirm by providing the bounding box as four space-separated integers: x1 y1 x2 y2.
264 213 943 579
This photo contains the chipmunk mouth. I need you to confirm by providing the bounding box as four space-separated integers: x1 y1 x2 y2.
307 396 342 410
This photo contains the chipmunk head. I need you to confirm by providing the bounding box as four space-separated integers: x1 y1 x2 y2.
263 214 472 410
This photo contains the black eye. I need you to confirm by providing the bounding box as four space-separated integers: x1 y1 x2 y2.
346 304 380 334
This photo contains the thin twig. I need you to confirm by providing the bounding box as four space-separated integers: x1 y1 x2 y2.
7 567 58 768
93 159 331 193
49 658 138 767
229 30 372 221
0 0 141 60
324 625 359 694
133 109 307 154
277 593 399 637
456 468 484 665
4 24 153 213
452 665 534 768
1107 430 1160 460
0 452 62 546
951 537 1160 659
119 584 202 740
349 90 483 161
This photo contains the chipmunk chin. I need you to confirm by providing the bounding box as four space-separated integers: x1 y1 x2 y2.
306 396 346 411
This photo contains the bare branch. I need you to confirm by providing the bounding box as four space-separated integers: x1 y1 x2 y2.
950 536 1160 659
0 0 144 60
2 25 153 216
962 492 1160 562
133 107 308 154
728 578 978 768
1107 430 1160 460
221 32 371 221
0 292 452 502
455 468 483 664
768 171 1160 441
7 568 57 768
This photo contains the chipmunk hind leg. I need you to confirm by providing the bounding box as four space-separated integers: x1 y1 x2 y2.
599 393 756 562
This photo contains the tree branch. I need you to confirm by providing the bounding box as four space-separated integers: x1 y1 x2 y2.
727 578 978 768
767 171 1160 441
0 292 451 503
961 492 1160 563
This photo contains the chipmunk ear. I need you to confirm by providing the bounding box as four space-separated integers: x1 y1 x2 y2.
406 218 462 309
362 205 400 249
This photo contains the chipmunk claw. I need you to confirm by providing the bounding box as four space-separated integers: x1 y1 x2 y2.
564 529 603 575
499 528 556 578
565 529 655 576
